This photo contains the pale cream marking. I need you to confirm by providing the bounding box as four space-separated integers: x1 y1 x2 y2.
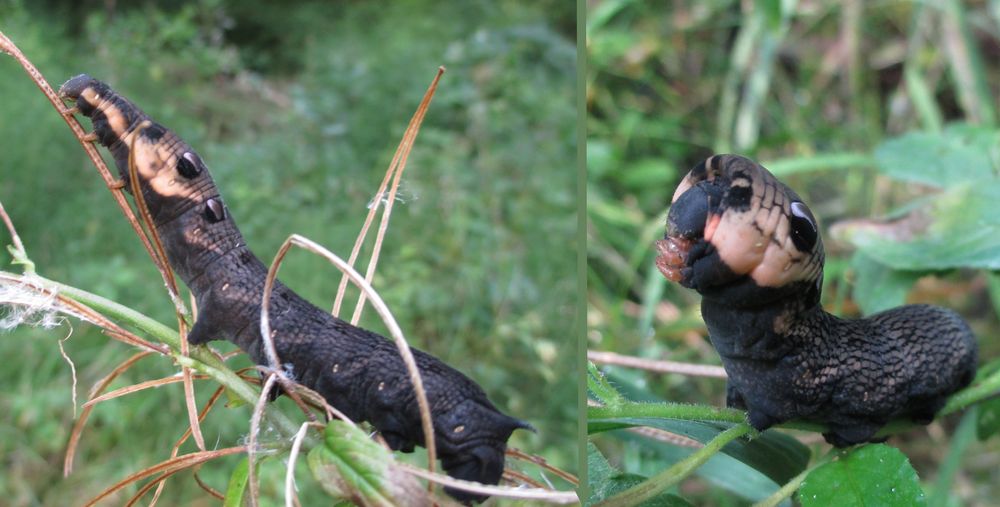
378 381 385 391
711 209 766 276
453 425 465 433
671 173 696 203
762 182 775 209
761 203 784 240
80 88 134 142
332 364 340 373
131 134 193 198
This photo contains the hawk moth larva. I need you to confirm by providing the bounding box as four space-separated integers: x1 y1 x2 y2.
59 74 532 503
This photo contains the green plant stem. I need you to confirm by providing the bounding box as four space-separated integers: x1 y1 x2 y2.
587 361 626 407
929 406 978 507
593 423 752 507
588 400 745 424
21 272 304 440
588 363 1000 439
752 467 808 507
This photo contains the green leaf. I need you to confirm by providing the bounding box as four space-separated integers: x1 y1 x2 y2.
873 125 1000 188
588 362 626 407
587 442 693 506
223 457 250 507
838 181 1000 270
849 252 919 315
307 421 425 506
613 428 793 505
976 397 1000 440
590 417 808 490
798 444 926 506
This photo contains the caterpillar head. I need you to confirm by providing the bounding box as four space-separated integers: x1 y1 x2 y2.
436 398 534 503
656 155 824 306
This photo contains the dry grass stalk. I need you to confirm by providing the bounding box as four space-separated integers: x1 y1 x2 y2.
506 447 580 486
247 373 281 507
588 350 728 378
64 351 154 475
126 120 204 452
348 66 445 325
83 446 246 507
82 374 208 408
286 421 325 507
262 233 438 487
0 30 188 318
331 67 444 321
149 384 228 505
396 462 580 504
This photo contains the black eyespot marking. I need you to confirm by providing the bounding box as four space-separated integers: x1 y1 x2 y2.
142 123 167 142
727 184 753 210
205 198 226 223
789 201 818 251
177 152 203 179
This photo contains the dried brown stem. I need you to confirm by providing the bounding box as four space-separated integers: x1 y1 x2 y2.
588 350 728 378
247 372 278 507
264 234 438 483
330 67 444 319
83 446 245 507
64 351 154 476
506 447 580 486
396 462 580 504
349 66 444 325
150 384 227 504
82 374 208 408
0 31 171 300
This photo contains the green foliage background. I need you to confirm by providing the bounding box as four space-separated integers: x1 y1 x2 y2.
589 0 1000 505
0 0 577 504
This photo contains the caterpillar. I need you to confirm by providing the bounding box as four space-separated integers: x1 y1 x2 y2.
59 74 531 503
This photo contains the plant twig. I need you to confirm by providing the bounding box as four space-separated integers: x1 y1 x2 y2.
266 234 438 486
588 350 727 378
0 31 174 305
0 198 33 273
594 423 752 506
330 67 444 320
348 66 444 325
83 446 246 507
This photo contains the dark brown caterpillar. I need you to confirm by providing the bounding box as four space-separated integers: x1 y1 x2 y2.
656 154 977 446
59 74 531 503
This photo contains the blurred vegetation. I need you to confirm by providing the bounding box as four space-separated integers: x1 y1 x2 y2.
0 0 576 504
588 0 1000 505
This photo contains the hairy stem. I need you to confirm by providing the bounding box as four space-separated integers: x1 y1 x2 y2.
15 272 304 440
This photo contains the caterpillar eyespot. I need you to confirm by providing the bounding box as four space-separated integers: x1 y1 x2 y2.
58 74 532 504
204 198 226 222
177 152 203 179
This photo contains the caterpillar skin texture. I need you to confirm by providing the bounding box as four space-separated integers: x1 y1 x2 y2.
655 154 978 446
60 74 531 503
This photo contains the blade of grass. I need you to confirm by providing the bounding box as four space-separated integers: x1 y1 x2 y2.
64 350 155 475
84 446 246 507
349 67 444 325
0 31 192 319
149 385 227 505
396 462 580 503
331 67 444 321
594 424 753 507
82 374 207 408
941 0 997 126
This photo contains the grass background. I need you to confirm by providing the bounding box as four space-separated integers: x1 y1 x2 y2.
588 0 1000 505
0 0 577 504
